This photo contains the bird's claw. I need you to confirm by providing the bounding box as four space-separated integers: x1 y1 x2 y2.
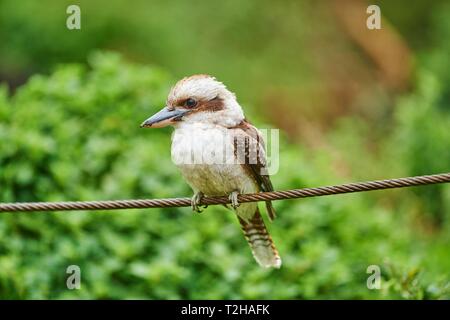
228 191 240 209
191 192 205 213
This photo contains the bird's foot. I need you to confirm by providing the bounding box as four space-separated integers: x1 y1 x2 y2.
191 192 206 213
228 191 240 210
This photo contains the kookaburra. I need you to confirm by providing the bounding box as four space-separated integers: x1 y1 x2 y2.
141 75 281 268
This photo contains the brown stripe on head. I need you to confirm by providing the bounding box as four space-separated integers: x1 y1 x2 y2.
167 74 221 107
185 95 225 114
198 95 225 112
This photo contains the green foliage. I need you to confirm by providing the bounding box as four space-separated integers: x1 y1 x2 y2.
389 71 450 225
0 52 448 299
0 0 321 104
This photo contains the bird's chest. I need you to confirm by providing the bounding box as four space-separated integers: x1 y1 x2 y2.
171 125 257 196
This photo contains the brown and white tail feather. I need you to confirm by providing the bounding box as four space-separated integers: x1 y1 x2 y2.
238 209 281 268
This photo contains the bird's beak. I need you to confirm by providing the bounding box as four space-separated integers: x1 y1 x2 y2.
140 107 188 128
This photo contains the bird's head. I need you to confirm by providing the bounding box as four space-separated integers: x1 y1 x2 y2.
140 75 244 129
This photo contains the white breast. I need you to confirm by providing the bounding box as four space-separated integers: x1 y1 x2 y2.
171 123 259 197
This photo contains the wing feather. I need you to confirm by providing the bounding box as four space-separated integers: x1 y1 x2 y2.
230 119 277 221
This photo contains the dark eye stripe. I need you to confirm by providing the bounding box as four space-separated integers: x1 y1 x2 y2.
185 98 197 108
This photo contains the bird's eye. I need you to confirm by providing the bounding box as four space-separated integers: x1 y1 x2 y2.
185 98 197 108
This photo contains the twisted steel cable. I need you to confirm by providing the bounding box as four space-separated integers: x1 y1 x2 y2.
0 172 449 213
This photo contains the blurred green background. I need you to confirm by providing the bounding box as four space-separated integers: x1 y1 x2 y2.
0 0 449 299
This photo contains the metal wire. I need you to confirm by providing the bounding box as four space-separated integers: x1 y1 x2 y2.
0 172 449 213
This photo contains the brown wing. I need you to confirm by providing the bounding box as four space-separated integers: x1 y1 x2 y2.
230 119 277 221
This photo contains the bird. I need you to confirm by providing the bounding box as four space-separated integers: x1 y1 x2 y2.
140 74 281 268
